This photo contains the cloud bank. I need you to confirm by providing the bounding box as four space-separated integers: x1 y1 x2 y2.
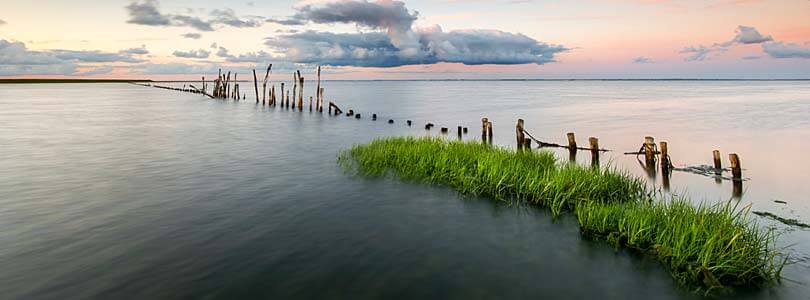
682 25 809 61
126 0 263 32
173 49 210 59
264 0 566 67
0 39 145 75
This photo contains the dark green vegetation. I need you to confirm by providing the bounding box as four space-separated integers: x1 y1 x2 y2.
339 137 785 293
0 79 151 84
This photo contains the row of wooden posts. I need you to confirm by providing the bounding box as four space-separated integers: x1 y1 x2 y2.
512 118 742 180
141 69 745 196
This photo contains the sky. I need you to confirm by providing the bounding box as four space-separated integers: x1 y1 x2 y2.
1 0 809 80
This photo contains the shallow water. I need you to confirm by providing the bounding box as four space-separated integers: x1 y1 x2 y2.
1 81 809 299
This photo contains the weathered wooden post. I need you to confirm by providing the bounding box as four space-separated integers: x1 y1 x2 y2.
253 69 259 103
481 118 489 142
457 126 463 139
713 150 722 170
372 114 377 121
729 153 742 180
644 136 656 163
524 138 532 149
567 132 577 162
280 83 285 107
487 121 493 143
516 119 525 150
441 127 448 134
298 71 304 112
589 137 600 167
463 127 468 134
660 141 670 172
316 66 321 111
388 119 394 124
319 88 324 112
407 120 412 126
309 96 313 112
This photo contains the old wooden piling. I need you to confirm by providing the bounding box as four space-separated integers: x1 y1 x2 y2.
441 127 448 134
524 138 532 149
280 83 285 107
481 118 489 142
389 119 394 124
253 69 259 103
644 136 656 163
463 127 468 134
356 114 361 119
729 153 742 180
316 66 321 112
318 88 324 112
262 64 272 104
298 71 304 112
487 121 493 142
372 114 377 121
660 141 670 173
713 150 722 170
309 96 313 111
516 119 525 150
589 137 600 166
407 120 412 126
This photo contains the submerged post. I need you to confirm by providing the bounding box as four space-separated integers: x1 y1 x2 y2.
589 137 600 167
713 150 722 170
516 119 525 150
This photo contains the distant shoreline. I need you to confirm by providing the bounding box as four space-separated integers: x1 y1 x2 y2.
0 79 153 84
1 78 808 84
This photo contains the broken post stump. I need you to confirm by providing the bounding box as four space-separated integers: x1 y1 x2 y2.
516 119 525 150
729 153 742 181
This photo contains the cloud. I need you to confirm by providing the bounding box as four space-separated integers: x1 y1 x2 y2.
263 0 566 67
680 45 716 61
0 19 6 26
210 9 264 28
762 42 810 59
210 42 218 49
126 0 170 26
716 25 773 47
125 0 263 31
173 49 211 59
122 45 149 55
632 56 654 64
216 46 230 57
1 39 145 75
182 33 202 39
742 55 760 60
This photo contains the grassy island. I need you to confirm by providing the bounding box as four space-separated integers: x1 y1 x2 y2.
338 137 785 293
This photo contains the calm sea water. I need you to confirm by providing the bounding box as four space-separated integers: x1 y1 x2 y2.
1 81 809 299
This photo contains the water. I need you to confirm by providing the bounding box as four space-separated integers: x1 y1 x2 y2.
1 81 809 299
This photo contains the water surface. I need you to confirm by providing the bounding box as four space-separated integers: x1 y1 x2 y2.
1 81 808 299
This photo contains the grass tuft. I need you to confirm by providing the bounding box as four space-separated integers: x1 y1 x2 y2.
338 137 785 292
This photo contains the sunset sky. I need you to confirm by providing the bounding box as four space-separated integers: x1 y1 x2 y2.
1 0 809 79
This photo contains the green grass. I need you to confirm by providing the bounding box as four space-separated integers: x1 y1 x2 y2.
338 137 785 293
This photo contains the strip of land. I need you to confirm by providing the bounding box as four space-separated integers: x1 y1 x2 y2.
338 137 785 294
0 79 152 84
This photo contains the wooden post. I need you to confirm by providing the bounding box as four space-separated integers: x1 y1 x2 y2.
253 69 259 103
457 126 462 139
309 96 313 112
298 71 304 112
660 141 670 173
487 121 493 143
441 127 448 134
388 119 394 124
567 132 577 162
407 120 412 126
316 66 321 111
712 150 722 170
729 153 742 181
372 114 377 121
481 118 489 142
524 138 532 149
589 137 600 167
516 119 525 150
644 136 655 163
463 127 468 134
280 83 285 107
319 88 324 112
